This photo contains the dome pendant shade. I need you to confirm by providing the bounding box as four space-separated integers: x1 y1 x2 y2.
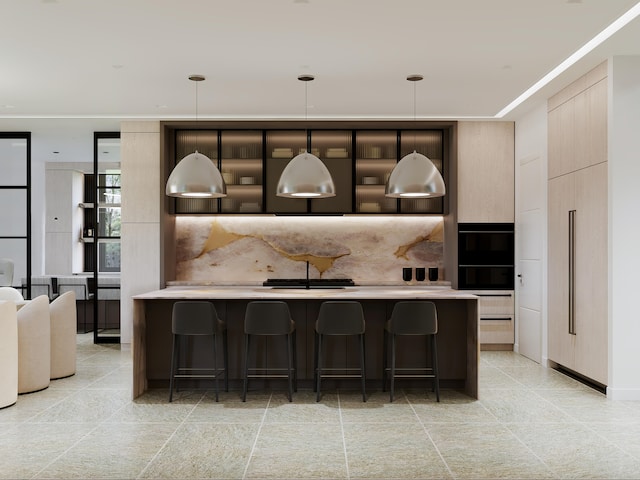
385 151 445 198
165 151 227 198
276 151 336 198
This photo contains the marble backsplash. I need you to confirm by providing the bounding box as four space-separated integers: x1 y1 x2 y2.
174 216 444 285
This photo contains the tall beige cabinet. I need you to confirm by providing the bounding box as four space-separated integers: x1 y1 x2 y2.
547 62 608 386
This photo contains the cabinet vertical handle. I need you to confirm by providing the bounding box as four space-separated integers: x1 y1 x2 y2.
568 210 576 335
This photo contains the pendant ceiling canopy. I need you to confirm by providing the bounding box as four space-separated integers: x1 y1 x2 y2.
165 75 227 198
276 75 336 199
385 75 445 199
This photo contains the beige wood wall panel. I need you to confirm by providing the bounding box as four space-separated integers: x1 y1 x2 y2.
547 99 576 179
587 79 608 168
457 121 514 223
120 121 162 344
574 163 608 385
547 173 575 370
547 61 607 111
121 222 161 345
121 131 161 224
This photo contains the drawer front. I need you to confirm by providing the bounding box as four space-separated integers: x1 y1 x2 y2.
479 315 514 344
475 291 514 315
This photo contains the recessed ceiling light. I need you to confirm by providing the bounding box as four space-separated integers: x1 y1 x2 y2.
53 151 59 154
156 104 168 109
112 64 124 69
497 1 640 117
1 104 16 109
294 0 310 4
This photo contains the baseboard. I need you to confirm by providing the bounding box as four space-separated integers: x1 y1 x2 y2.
480 344 513 351
606 387 640 401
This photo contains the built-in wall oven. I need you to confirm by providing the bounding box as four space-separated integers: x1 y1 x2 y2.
458 223 514 290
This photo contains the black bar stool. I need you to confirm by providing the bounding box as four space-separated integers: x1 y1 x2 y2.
315 301 366 402
169 301 228 402
243 301 297 402
383 301 440 402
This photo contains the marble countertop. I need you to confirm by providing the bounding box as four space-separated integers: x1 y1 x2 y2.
133 285 477 300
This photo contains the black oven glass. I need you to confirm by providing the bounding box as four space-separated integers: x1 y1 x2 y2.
458 223 514 290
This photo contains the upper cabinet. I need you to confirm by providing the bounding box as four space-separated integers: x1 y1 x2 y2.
456 121 515 223
165 122 451 215
547 63 607 179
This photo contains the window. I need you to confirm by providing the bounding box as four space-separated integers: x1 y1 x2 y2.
97 171 121 273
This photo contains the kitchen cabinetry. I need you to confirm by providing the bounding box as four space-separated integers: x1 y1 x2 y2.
467 290 514 346
167 122 449 215
547 63 608 386
456 122 514 223
548 163 607 385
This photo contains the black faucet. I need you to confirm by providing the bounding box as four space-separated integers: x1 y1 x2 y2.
306 260 310 289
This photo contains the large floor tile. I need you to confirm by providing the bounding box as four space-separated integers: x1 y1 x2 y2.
34 422 177 479
343 422 452 479
479 388 575 424
0 422 96 479
27 388 131 424
428 423 555 479
246 423 347 479
140 423 258 479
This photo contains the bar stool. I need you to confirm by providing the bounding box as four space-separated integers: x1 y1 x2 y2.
169 301 228 402
315 301 366 402
383 301 440 402
243 301 296 402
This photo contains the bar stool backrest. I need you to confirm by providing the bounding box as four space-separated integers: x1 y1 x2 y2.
245 301 293 335
388 301 438 335
316 301 365 335
172 301 220 336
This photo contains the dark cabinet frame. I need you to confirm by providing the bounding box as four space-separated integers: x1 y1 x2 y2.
162 121 453 215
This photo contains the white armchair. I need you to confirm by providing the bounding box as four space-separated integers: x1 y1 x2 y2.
50 291 77 379
0 300 18 408
17 295 50 394
0 287 24 303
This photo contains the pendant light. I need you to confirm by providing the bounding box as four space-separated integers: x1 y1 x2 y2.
276 75 335 198
166 75 227 198
385 75 445 198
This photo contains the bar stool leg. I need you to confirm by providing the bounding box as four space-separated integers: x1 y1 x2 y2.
390 333 396 403
169 334 178 402
286 332 293 402
432 335 440 402
382 329 388 392
359 333 366 402
223 329 229 392
292 331 298 392
316 334 323 402
212 334 219 402
242 334 250 402
313 332 319 392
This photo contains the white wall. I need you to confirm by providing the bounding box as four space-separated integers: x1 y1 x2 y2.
513 101 548 364
608 56 640 400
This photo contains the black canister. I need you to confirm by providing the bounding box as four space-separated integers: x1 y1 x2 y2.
428 267 438 281
402 267 413 282
415 267 426 281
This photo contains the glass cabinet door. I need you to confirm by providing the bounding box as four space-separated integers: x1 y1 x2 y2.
220 131 263 213
399 130 444 214
310 130 352 213
265 130 307 213
174 130 219 214
355 131 398 213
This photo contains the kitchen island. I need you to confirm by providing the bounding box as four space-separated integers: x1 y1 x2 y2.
132 286 479 399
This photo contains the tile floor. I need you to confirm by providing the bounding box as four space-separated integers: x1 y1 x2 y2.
2 335 640 479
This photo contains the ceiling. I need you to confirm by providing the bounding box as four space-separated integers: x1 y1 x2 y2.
1 0 640 163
